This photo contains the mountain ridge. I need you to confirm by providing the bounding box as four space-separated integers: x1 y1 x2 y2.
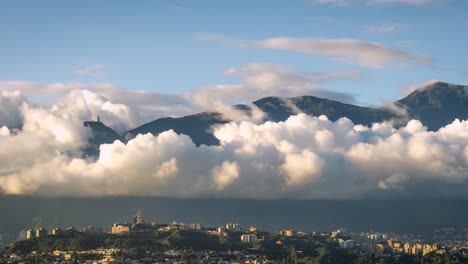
87 81 468 149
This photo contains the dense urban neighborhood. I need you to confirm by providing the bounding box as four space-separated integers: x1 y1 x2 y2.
1 211 467 264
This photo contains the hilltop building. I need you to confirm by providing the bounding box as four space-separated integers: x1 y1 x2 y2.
111 223 131 234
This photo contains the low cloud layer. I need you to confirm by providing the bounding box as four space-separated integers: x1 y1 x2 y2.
0 90 467 199
197 35 432 68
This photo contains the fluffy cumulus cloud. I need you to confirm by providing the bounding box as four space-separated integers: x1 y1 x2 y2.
0 88 467 199
197 34 432 68
0 80 466 199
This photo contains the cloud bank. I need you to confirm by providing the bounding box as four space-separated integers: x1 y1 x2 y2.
0 89 467 199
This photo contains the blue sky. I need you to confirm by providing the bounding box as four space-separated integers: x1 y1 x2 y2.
0 0 467 105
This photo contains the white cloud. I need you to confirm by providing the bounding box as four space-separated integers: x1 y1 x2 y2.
0 126 10 136
168 4 191 11
212 161 240 191
363 23 408 34
281 150 324 186
257 38 431 68
224 64 362 90
186 64 360 122
0 81 196 128
74 64 108 78
198 35 432 68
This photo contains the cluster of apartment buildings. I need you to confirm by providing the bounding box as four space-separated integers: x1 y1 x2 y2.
335 230 468 258
24 226 104 240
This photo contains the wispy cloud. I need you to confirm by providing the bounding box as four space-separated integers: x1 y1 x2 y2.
305 16 338 24
395 40 418 48
197 34 432 69
363 23 408 34
168 4 191 12
74 64 108 78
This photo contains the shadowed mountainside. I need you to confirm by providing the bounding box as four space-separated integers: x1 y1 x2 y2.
397 82 468 130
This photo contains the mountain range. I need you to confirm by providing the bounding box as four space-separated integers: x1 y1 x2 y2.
85 82 468 154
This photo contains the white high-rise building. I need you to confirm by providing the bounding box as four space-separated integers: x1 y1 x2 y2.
241 234 257 244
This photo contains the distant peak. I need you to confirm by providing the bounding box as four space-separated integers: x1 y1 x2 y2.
253 96 283 103
408 81 466 95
